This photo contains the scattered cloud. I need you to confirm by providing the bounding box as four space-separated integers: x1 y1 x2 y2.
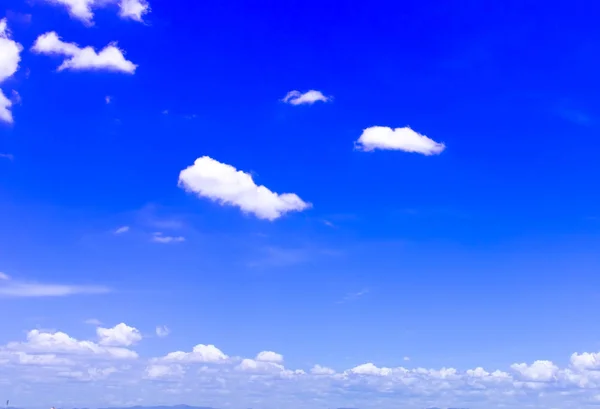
105 95 112 104
97 323 142 347
155 325 170 338
282 90 330 105
355 126 446 155
178 156 311 221
40 0 150 25
32 32 137 74
0 153 13 160
114 225 130 234
403 356 411 361
0 274 110 297
151 232 185 244
2 324 600 408
0 19 23 124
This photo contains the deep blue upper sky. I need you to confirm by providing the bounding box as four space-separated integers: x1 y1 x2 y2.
1 0 600 408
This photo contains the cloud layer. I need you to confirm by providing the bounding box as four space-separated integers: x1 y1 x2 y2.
32 32 137 73
3 322 600 409
355 126 446 155
178 156 311 221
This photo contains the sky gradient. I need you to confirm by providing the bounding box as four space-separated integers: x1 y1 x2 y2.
1 0 600 408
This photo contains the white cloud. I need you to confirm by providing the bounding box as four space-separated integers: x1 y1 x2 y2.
178 156 311 221
255 351 283 364
114 225 129 234
349 362 393 376
0 274 110 297
41 0 149 25
155 325 170 338
571 352 600 371
118 0 150 21
145 364 184 379
155 344 228 363
511 360 559 382
282 90 330 105
0 19 23 124
151 232 185 243
6 329 138 359
355 126 446 155
311 364 335 375
97 323 142 347
236 358 284 373
0 153 13 160
403 356 411 361
32 32 137 74
105 95 112 104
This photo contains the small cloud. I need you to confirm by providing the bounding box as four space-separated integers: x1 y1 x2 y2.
178 156 311 221
155 325 170 337
151 232 185 244
323 220 335 228
355 126 445 155
162 109 169 114
337 288 369 304
0 153 14 160
84 318 103 326
32 32 137 74
118 0 150 22
105 96 112 104
282 90 330 105
0 274 110 297
404 356 411 361
11 90 21 105
5 11 32 25
38 0 149 25
114 226 130 235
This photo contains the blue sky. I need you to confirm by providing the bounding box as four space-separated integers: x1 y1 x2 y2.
1 0 600 408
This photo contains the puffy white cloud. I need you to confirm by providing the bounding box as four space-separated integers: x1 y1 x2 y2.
151 232 185 243
236 358 284 373
255 351 283 363
41 0 149 24
282 90 330 105
355 126 446 155
571 352 600 371
118 0 150 21
32 32 137 74
156 325 170 338
0 19 23 124
511 360 559 382
156 344 228 363
0 273 110 297
349 362 393 376
6 329 137 359
178 156 311 221
97 323 142 347
145 364 184 379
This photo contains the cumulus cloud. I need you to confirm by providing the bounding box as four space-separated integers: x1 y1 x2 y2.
282 90 330 105
5 325 600 408
355 126 446 155
5 328 137 359
178 156 311 221
0 273 110 297
32 32 137 74
97 323 142 347
41 0 149 25
154 344 228 363
0 19 23 124
155 325 170 338
255 351 283 363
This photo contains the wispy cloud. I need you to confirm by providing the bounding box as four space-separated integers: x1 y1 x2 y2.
155 325 170 338
282 90 330 105
337 288 370 304
0 273 110 298
0 153 13 160
84 318 103 326
151 232 185 244
114 226 130 235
